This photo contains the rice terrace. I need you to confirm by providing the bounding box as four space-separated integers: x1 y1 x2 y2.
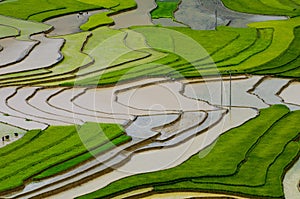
0 0 300 198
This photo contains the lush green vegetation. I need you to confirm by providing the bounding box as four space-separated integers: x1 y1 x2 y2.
151 0 181 19
0 122 130 192
221 0 300 17
78 105 300 199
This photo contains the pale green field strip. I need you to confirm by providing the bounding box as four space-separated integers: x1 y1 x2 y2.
0 15 51 40
0 25 19 39
78 105 300 199
0 122 128 193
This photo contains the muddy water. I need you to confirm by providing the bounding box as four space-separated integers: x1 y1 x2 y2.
110 0 155 29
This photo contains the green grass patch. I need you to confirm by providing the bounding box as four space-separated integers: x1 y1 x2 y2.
151 0 181 19
78 105 300 199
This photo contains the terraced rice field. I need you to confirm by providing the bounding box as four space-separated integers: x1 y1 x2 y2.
0 0 299 198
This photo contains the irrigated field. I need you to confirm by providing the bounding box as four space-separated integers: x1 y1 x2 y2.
0 0 299 198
